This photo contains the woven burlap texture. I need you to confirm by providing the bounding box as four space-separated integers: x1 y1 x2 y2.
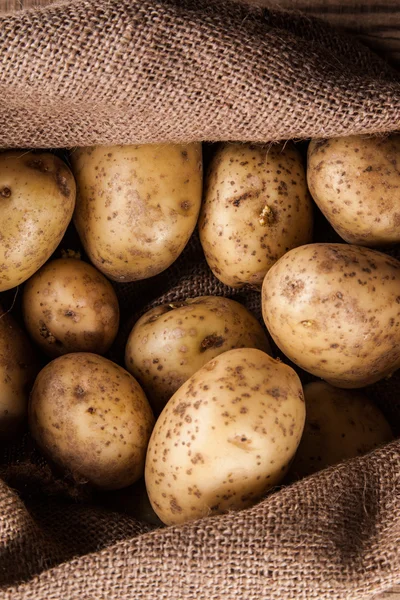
0 0 400 148
0 0 400 598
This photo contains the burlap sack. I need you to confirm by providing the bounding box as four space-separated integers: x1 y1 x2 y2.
0 1 399 598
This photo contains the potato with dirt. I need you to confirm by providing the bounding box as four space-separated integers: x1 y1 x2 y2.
0 307 40 439
288 382 393 480
29 353 155 490
262 243 400 388
0 151 76 291
145 348 305 525
22 258 119 357
199 142 313 288
71 144 202 282
125 295 271 414
307 134 400 247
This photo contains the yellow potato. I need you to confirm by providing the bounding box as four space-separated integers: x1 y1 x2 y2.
71 144 202 282
0 307 39 439
307 135 400 246
145 348 305 525
262 243 400 387
125 295 271 414
0 151 76 291
22 258 119 357
289 382 393 480
29 353 155 490
199 142 313 288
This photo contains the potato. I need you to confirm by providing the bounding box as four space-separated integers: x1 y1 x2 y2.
71 144 202 282
0 151 76 291
125 296 271 414
29 353 155 490
289 382 394 480
199 142 313 288
262 243 400 388
307 135 400 247
22 258 119 358
0 307 40 439
145 348 305 525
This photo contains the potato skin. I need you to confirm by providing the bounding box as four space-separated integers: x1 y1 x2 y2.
262 243 400 387
199 143 313 288
0 151 76 291
71 144 202 282
289 382 393 480
307 135 400 246
0 308 40 439
145 348 305 526
125 296 271 414
22 258 120 358
29 353 155 490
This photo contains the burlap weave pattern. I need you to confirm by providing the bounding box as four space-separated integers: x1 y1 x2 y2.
0 0 399 598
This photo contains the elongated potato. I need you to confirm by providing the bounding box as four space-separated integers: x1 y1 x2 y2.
199 143 313 288
29 353 155 490
262 243 400 387
0 151 76 291
71 144 202 282
145 348 305 525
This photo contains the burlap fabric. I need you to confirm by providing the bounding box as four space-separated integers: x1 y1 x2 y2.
0 0 399 598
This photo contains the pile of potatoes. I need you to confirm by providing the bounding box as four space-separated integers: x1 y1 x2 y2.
0 134 398 526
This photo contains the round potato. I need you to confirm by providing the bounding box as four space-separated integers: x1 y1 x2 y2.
125 296 271 414
29 353 155 490
0 307 40 439
22 258 120 358
289 382 393 480
262 243 400 387
145 348 305 525
71 144 202 282
307 135 400 247
0 151 76 291
199 142 313 288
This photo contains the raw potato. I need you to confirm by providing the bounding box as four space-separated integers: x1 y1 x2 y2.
29 353 155 490
145 348 305 525
289 382 393 480
199 142 313 288
125 296 271 414
71 144 202 282
0 151 76 291
307 135 400 247
22 258 120 358
262 243 400 388
0 307 39 439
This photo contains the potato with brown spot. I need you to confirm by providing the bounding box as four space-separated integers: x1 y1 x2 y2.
0 151 76 291
0 307 40 439
71 144 202 282
199 143 313 288
29 353 155 490
125 296 271 414
307 134 400 246
145 348 305 525
262 243 400 387
22 258 119 357
288 382 393 480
